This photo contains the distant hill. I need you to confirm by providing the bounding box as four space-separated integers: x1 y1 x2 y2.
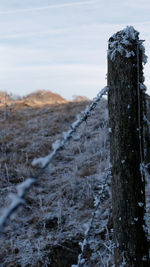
0 90 67 107
72 95 90 102
22 90 67 106
0 90 92 107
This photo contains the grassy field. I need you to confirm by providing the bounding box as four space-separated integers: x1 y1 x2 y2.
0 97 114 266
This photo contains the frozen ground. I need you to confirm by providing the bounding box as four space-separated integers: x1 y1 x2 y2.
0 96 149 266
0 99 114 266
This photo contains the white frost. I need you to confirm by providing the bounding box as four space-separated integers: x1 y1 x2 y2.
138 202 144 207
108 26 147 64
52 139 63 150
126 51 135 58
17 178 36 198
0 194 24 232
140 83 146 91
32 154 52 168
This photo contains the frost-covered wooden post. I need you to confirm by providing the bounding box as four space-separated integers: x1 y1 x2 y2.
108 27 149 266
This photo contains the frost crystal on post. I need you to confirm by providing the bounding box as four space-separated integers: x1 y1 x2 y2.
108 26 147 64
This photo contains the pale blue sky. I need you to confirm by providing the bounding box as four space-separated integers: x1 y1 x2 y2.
0 0 150 100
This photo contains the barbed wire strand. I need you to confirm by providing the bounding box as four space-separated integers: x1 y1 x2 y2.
0 86 108 233
76 170 111 267
137 42 144 169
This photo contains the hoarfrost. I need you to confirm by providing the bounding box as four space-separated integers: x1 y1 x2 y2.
94 196 99 207
63 130 72 139
17 178 36 198
140 43 148 64
142 255 148 261
32 154 52 168
140 83 146 91
138 202 144 207
125 51 135 58
52 139 63 150
0 194 24 232
108 25 147 64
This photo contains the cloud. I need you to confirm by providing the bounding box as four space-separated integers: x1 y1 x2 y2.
0 0 96 15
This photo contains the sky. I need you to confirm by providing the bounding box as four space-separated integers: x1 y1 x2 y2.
0 0 150 100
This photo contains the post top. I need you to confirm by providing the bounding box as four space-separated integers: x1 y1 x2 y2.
108 26 147 64
110 26 139 42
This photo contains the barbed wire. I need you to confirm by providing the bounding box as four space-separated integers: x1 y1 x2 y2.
137 42 144 172
75 169 112 267
0 86 108 233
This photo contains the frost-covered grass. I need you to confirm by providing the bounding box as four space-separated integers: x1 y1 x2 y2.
0 98 114 266
0 93 150 266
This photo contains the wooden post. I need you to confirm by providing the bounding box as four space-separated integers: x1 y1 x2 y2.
108 26 149 266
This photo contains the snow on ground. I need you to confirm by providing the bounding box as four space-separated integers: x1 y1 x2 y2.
0 100 113 266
